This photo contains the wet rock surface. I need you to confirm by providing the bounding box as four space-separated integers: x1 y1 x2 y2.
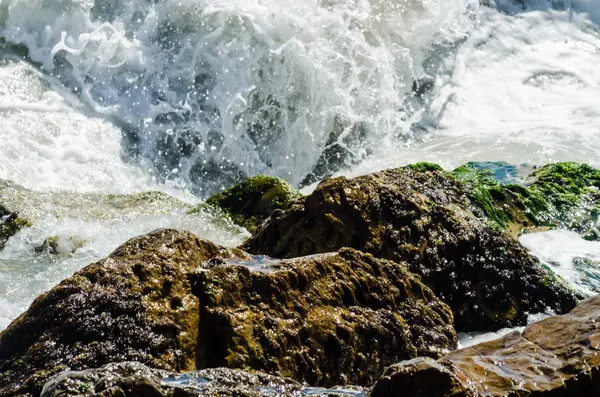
0 204 30 250
34 235 86 255
40 361 361 397
0 229 236 396
0 229 455 396
371 295 600 397
244 166 579 331
192 248 456 386
194 175 301 233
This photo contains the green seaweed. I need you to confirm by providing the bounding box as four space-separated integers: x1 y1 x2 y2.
190 175 301 233
452 162 600 237
403 162 444 173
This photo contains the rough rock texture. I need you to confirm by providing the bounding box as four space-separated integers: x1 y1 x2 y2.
370 357 471 397
0 229 236 397
0 204 31 250
244 166 579 331
40 361 368 397
192 175 301 233
371 295 600 397
191 248 456 386
39 362 313 397
0 229 455 396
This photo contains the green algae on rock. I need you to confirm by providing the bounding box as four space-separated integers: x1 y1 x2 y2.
0 204 31 250
191 175 301 233
453 162 600 238
371 294 600 397
402 162 444 173
244 166 579 331
0 229 455 396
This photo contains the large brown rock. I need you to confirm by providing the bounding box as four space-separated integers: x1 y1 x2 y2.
0 229 455 396
371 295 600 397
0 229 232 396
191 247 456 386
244 167 580 331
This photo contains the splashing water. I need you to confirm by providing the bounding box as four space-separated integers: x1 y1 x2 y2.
0 0 478 193
0 0 599 335
521 230 600 297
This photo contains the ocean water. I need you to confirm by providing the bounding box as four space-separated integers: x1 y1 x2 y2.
0 0 599 343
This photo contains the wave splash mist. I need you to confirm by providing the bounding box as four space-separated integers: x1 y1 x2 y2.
0 0 477 194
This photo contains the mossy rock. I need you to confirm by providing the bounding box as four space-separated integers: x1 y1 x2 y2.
192 247 456 386
0 229 231 396
191 175 302 233
244 166 580 331
0 204 31 250
402 162 444 173
452 163 543 235
453 162 600 238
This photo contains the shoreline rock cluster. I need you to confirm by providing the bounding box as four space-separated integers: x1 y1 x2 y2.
0 162 599 396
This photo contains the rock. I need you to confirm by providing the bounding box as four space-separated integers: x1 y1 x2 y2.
411 77 435 99
0 204 31 250
34 235 86 255
371 295 600 397
300 117 370 187
244 166 580 331
191 247 456 386
370 357 470 397
0 229 231 396
453 162 600 238
40 361 364 397
0 229 455 395
192 175 301 233
0 178 190 224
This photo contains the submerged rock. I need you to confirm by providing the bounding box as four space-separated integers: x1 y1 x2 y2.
0 204 31 250
0 179 189 223
371 294 600 397
244 166 579 331
34 235 86 255
0 229 455 396
192 175 301 233
40 361 366 397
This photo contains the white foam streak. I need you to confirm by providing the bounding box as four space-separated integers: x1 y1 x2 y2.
0 58 158 193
